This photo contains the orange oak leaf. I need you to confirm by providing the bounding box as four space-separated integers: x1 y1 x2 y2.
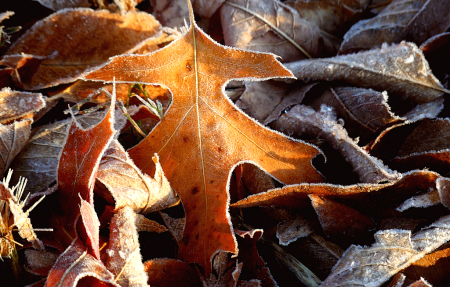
54 94 116 248
84 2 323 275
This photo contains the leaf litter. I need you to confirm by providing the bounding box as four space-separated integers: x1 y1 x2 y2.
3 0 450 286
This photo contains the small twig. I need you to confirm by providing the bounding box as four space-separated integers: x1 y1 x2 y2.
224 1 312 59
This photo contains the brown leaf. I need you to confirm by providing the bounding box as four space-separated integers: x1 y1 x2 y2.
24 249 59 276
309 86 404 139
193 0 225 18
9 109 125 198
151 0 191 28
396 189 441 212
96 139 178 214
286 0 370 35
271 104 400 183
46 238 119 287
104 206 149 287
221 0 324 61
1 9 161 90
135 213 167 233
144 258 201 287
0 119 32 177
159 211 185 245
236 81 290 123
78 199 100 260
321 214 450 286
391 118 450 174
407 278 433 287
285 42 449 104
402 242 450 286
35 0 91 10
54 96 115 248
276 216 314 246
0 87 45 124
437 177 450 209
309 194 375 237
84 2 322 275
341 0 450 53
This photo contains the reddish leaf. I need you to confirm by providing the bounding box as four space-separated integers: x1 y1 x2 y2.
55 96 115 247
45 238 119 287
0 87 45 124
84 2 322 275
144 258 201 287
78 199 100 260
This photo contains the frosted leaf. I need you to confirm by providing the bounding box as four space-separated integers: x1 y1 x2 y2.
46 238 119 286
135 213 167 233
322 214 450 286
276 216 313 246
341 0 450 53
193 0 225 18
309 87 404 139
1 9 162 90
0 88 46 124
0 119 32 178
407 278 433 287
105 206 149 287
236 81 290 123
34 0 91 10
144 258 201 287
285 42 448 104
272 104 400 183
437 177 450 209
397 190 441 212
159 211 185 245
96 139 179 214
24 249 59 274
221 0 324 62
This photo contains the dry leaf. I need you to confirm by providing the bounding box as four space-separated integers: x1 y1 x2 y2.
309 194 375 237
321 214 450 286
34 0 91 10
285 41 449 104
0 87 45 124
134 213 167 233
1 9 162 90
144 258 201 287
0 119 32 178
84 2 322 275
309 86 404 139
193 0 225 18
396 189 441 212
236 81 290 123
105 206 149 287
221 0 324 61
46 238 119 287
24 249 59 276
271 104 400 183
407 278 433 287
9 109 125 198
54 96 115 248
96 139 178 214
276 216 314 246
159 211 185 245
78 199 100 260
151 0 192 28
341 0 450 53
286 0 370 35
402 242 450 286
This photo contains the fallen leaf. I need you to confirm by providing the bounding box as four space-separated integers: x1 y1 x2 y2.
321 214 450 286
284 41 449 104
96 139 178 214
55 95 115 248
45 238 119 287
193 0 225 18
9 109 125 199
407 278 433 287
437 177 450 209
0 119 32 178
144 258 201 287
84 2 322 275
1 8 162 90
276 216 314 246
24 249 59 276
396 189 441 212
221 0 324 61
0 87 45 124
402 242 450 286
34 0 91 10
135 213 167 233
159 211 185 245
271 104 400 183
286 0 370 35
309 86 404 139
78 199 100 260
340 0 450 53
104 206 149 287
309 194 375 237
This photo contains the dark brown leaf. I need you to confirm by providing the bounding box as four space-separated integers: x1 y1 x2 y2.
0 119 32 177
144 258 201 287
0 87 45 124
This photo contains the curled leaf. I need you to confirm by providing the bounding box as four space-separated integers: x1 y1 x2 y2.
0 87 45 124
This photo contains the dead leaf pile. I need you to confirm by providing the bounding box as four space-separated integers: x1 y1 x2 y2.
1 0 450 286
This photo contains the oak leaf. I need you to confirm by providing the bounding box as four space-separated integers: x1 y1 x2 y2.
1 8 162 90
84 2 322 275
